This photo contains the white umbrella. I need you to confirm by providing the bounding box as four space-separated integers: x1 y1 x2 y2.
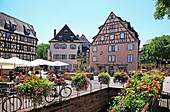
54 61 69 66
25 59 55 66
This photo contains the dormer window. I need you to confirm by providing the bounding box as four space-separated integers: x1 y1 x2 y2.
13 25 17 31
23 25 30 35
64 30 68 34
59 36 62 41
5 21 10 29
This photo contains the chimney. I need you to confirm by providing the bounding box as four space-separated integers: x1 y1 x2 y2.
54 29 56 37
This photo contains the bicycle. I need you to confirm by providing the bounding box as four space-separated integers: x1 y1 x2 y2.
0 88 22 112
45 79 72 103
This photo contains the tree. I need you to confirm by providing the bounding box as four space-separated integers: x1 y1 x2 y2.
154 0 170 20
140 35 170 67
36 43 50 60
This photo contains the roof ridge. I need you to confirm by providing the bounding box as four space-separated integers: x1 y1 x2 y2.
0 12 33 27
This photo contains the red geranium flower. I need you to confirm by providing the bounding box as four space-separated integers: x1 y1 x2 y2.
153 95 158 99
152 80 158 85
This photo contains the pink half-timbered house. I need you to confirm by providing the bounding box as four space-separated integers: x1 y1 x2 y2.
90 12 140 75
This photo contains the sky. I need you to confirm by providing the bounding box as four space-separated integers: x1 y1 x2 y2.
0 0 170 48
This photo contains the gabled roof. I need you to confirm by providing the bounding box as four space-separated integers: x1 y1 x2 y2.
143 39 153 46
79 34 90 43
0 12 37 39
50 24 79 42
92 12 139 44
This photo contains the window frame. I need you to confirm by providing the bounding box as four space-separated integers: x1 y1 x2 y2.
108 55 115 62
92 56 97 62
128 43 133 50
127 54 133 63
92 46 97 52
120 33 125 39
109 24 114 29
70 44 76 49
100 35 105 41
110 34 114 40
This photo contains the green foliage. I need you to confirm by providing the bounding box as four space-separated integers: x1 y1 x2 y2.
17 74 54 104
71 73 89 91
154 0 170 20
140 35 170 66
36 43 50 60
98 72 110 84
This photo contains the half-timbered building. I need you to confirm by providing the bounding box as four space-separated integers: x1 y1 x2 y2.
0 12 38 61
90 12 140 75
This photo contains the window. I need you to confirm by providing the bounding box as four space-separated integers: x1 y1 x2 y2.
62 54 67 59
108 45 118 52
127 54 133 63
26 55 31 61
69 54 76 59
27 46 31 51
54 44 60 49
5 22 10 29
92 56 97 62
61 44 67 49
101 36 105 41
5 33 11 39
109 24 114 29
64 30 68 34
70 36 74 42
4 42 11 48
19 54 24 59
108 55 115 62
27 38 31 43
111 15 115 19
110 34 114 40
20 45 24 50
120 33 125 39
92 46 97 52
13 25 17 31
3 53 11 59
27 29 30 34
70 44 76 49
128 44 133 50
21 36 25 42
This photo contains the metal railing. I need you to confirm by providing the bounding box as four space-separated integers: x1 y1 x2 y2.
0 76 123 112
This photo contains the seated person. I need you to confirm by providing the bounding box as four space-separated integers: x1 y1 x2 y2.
47 72 55 81
14 72 24 83
1 74 9 82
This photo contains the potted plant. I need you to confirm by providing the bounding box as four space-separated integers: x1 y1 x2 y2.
113 71 129 83
71 73 90 91
98 72 110 85
17 74 54 104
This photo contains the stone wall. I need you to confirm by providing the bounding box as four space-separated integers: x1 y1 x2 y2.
31 87 121 112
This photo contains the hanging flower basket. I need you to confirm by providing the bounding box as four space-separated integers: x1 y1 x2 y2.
17 74 54 104
98 72 110 85
113 71 129 84
71 73 90 91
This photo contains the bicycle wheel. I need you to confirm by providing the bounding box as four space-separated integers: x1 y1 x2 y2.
45 89 56 103
2 96 22 112
60 87 72 98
